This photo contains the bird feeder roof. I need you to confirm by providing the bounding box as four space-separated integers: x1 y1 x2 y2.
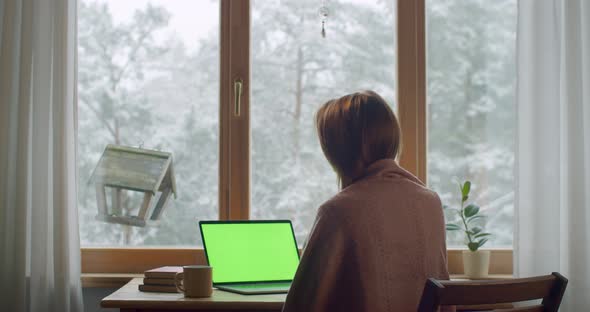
91 144 177 197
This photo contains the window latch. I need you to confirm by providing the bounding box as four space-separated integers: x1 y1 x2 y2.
234 78 243 117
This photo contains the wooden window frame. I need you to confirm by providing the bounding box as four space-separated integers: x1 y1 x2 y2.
81 0 513 278
397 0 427 183
219 0 250 220
81 248 512 275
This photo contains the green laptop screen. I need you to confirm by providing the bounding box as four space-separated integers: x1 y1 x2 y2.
200 222 300 284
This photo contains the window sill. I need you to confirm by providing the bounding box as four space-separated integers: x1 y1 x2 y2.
82 248 512 274
82 273 143 288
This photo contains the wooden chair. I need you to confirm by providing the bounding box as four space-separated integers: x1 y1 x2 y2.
418 272 568 312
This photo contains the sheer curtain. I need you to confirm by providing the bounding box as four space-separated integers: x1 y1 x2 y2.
515 0 590 310
0 0 83 311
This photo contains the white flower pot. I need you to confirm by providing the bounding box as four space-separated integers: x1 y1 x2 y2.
462 250 490 278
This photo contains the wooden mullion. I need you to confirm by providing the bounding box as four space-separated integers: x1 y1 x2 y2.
396 0 427 183
219 0 231 220
230 0 251 220
220 0 250 220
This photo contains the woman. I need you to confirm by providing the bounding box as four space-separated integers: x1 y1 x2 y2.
283 91 450 311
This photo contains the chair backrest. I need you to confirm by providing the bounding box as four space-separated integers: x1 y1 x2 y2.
417 272 568 312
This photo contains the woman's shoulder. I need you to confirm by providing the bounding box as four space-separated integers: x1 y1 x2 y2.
314 189 362 226
323 173 443 214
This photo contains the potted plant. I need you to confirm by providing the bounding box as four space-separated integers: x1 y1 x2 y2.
445 181 491 278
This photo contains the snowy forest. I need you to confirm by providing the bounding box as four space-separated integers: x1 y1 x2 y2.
77 0 515 247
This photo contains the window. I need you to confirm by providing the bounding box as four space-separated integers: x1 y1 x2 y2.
426 0 517 247
78 0 515 274
77 0 219 246
250 0 396 245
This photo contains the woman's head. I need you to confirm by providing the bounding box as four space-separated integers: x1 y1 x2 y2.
315 90 401 187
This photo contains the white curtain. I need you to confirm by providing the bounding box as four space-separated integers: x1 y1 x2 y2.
515 0 590 311
0 0 83 311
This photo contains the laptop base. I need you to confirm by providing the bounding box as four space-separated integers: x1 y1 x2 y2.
215 282 291 295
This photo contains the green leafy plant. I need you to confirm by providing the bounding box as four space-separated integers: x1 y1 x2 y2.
445 181 491 252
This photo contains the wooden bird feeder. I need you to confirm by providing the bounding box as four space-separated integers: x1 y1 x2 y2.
91 144 177 227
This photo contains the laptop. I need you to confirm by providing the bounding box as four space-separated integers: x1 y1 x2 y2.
199 220 300 295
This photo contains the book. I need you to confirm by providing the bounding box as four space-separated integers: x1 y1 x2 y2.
143 277 176 286
138 284 180 293
144 266 183 279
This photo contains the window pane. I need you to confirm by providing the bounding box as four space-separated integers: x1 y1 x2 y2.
77 0 219 246
251 0 397 245
426 0 516 247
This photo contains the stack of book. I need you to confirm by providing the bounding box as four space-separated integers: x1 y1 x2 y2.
138 266 183 293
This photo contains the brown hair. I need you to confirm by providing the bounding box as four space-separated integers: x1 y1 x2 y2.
315 90 401 187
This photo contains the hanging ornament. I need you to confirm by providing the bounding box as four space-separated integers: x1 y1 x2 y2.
318 1 329 38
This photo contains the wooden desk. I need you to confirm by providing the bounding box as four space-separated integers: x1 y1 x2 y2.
102 278 285 311
102 278 513 312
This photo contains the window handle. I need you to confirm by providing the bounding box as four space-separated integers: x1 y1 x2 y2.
234 78 243 117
